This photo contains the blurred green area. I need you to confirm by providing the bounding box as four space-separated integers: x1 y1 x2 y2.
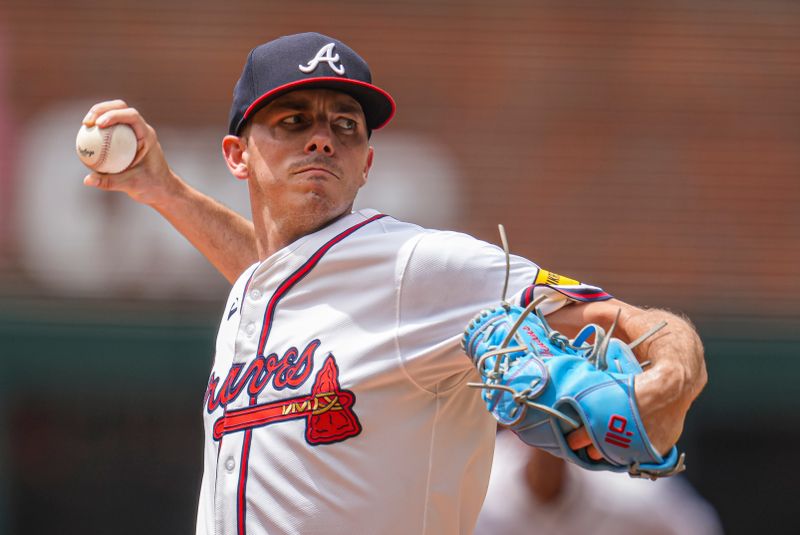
1 299 798 533
0 299 216 534
0 299 217 393
5 299 798 414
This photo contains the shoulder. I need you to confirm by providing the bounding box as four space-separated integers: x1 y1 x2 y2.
409 228 508 266
354 211 540 293
355 210 489 247
354 211 500 264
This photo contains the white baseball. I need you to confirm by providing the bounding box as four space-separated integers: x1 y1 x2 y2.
75 123 138 174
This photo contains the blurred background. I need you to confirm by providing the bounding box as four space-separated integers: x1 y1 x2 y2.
1 0 798 533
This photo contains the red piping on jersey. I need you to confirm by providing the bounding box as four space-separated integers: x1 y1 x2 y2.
555 288 612 301
255 213 387 357
520 284 612 306
235 213 386 535
237 428 253 531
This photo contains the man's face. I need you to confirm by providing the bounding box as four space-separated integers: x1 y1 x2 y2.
240 89 373 233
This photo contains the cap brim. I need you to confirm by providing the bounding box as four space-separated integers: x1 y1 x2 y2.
238 77 396 134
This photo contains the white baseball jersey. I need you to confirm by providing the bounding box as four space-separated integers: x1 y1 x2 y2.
195 209 610 535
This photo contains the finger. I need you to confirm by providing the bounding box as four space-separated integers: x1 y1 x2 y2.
566 427 591 450
84 173 113 190
94 107 149 141
567 428 605 461
83 171 128 191
83 174 100 187
90 109 155 169
587 445 603 461
82 99 129 126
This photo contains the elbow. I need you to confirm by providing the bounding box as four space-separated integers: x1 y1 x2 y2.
692 332 709 401
672 314 708 404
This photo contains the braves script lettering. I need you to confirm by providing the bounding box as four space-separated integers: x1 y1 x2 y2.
205 339 320 413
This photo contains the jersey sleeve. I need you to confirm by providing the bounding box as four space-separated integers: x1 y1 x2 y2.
512 267 613 309
395 230 612 392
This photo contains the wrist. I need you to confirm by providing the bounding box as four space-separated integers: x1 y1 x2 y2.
145 170 188 211
636 363 689 411
634 365 689 453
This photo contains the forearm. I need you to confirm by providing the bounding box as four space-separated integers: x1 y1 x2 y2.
549 299 706 399
549 298 707 452
150 175 258 283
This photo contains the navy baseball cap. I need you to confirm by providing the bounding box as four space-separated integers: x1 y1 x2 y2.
228 32 396 136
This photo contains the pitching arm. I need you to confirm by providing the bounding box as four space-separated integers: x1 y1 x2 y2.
81 100 258 283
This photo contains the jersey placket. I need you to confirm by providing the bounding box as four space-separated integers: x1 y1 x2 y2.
214 266 263 535
214 213 386 535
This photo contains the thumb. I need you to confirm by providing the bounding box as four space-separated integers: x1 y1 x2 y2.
83 172 122 191
566 427 603 461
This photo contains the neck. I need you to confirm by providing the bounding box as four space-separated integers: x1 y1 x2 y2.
253 207 353 260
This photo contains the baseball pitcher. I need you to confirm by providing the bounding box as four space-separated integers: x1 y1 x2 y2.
78 33 707 535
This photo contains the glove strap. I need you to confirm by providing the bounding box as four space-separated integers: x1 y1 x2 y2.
628 447 686 480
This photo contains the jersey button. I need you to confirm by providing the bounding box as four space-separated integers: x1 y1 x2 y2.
250 289 262 300
245 322 256 336
225 457 236 472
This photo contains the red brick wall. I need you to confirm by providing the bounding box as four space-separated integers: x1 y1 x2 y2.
3 0 799 318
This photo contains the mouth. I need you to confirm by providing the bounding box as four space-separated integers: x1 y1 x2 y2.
292 166 341 180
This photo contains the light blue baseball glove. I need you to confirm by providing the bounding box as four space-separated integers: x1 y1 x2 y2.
462 299 685 480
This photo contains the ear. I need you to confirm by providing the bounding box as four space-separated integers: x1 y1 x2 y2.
222 135 250 180
361 146 375 187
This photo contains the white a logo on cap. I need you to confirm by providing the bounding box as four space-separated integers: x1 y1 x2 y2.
299 43 345 75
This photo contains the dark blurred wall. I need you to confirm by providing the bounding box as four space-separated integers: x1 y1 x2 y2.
1 1 798 533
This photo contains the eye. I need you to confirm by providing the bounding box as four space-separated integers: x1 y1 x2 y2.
281 114 304 126
334 117 357 131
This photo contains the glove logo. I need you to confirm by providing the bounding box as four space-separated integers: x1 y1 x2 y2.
522 324 552 356
604 414 634 448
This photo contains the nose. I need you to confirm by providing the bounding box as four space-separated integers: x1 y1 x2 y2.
304 122 335 156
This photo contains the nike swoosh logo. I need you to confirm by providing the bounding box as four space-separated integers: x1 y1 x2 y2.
227 298 239 320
